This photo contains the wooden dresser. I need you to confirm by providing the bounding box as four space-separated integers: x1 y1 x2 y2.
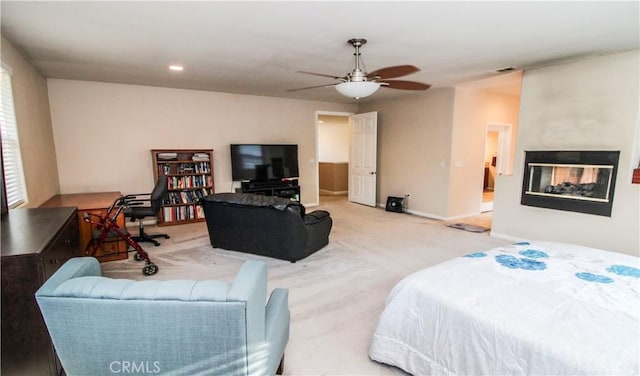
1 207 79 376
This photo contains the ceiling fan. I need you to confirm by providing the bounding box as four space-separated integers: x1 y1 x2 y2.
289 38 431 99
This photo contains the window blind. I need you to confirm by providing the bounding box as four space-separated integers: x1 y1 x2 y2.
0 65 27 208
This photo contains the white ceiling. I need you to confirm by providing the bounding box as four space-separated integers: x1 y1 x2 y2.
1 1 638 103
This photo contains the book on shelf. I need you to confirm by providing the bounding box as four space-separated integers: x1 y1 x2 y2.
162 188 212 205
159 164 171 175
159 162 211 175
178 164 194 173
162 204 206 222
188 162 210 173
192 153 210 161
167 175 213 189
157 153 177 160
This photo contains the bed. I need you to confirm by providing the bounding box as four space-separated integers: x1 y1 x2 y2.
369 241 640 375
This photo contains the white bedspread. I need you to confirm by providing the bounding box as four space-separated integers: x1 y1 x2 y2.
369 241 640 375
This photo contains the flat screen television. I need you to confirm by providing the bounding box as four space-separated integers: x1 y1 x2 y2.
230 144 299 181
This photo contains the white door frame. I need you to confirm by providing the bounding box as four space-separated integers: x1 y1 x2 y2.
315 111 354 206
481 122 513 212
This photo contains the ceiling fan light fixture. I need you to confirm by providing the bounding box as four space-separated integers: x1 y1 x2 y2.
335 81 380 99
290 38 430 97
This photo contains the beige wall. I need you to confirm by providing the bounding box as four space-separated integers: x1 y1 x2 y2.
359 88 456 218
357 86 519 219
47 79 356 205
448 88 520 217
318 115 349 163
0 36 60 207
492 50 640 256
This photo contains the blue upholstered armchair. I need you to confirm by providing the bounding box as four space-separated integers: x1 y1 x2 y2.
36 258 290 376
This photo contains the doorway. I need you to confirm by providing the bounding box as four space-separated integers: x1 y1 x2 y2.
481 123 512 212
316 112 351 205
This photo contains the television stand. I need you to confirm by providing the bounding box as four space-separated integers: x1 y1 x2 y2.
238 179 300 201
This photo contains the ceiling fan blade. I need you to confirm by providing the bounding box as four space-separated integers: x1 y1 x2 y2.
297 71 345 80
367 65 420 80
380 80 432 91
287 83 338 92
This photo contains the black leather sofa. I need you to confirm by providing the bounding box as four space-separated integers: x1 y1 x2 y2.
201 193 332 262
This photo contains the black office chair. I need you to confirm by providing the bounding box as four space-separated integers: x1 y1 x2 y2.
122 175 170 246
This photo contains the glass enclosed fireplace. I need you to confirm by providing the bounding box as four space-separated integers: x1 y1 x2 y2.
521 151 620 216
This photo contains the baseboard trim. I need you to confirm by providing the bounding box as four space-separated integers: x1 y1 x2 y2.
405 209 447 220
128 218 158 226
319 190 348 196
445 212 484 221
489 231 527 242
374 203 500 222
376 202 449 220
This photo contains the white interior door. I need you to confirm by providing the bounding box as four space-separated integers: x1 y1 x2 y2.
494 124 513 176
480 122 512 212
348 111 377 206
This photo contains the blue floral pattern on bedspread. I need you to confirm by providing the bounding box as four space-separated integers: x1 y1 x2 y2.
461 242 640 284
575 272 614 284
519 250 549 259
464 252 487 258
495 254 547 270
606 265 640 278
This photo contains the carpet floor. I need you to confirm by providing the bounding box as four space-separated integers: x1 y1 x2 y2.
101 196 511 375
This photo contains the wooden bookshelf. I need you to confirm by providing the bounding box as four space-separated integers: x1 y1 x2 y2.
151 149 214 226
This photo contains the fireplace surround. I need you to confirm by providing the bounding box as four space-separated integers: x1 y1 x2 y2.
521 151 620 217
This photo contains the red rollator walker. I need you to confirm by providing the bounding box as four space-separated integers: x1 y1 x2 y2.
83 196 159 276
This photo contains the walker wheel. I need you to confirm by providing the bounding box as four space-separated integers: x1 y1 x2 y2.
143 263 158 276
134 252 144 261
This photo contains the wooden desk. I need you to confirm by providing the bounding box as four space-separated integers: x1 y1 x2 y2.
41 192 129 262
